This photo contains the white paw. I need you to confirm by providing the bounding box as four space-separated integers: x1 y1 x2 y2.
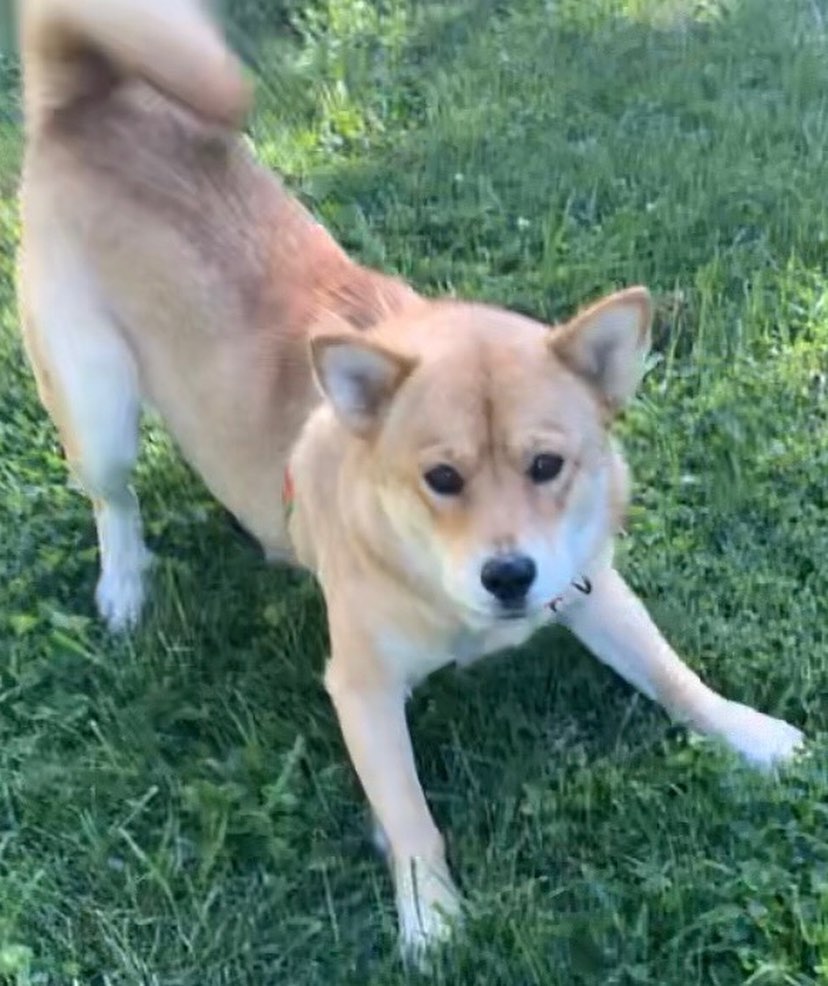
95 548 153 632
719 700 805 770
394 855 462 968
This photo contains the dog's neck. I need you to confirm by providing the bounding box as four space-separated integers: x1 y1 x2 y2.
311 263 421 333
260 185 419 338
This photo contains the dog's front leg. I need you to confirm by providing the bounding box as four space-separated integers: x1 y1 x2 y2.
325 655 461 961
560 566 804 769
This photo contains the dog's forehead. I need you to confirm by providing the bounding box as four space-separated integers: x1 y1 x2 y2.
404 307 543 394
385 303 596 450
400 301 548 348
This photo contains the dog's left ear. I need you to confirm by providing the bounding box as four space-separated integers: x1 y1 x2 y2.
550 286 653 411
311 334 417 436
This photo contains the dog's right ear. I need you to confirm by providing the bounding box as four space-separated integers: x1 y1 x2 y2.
311 334 417 436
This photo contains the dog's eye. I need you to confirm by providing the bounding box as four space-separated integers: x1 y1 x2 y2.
528 453 564 484
424 464 465 496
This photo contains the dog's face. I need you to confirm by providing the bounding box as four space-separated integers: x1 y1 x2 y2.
312 288 652 627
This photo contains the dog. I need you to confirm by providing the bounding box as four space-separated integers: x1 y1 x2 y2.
16 0 804 962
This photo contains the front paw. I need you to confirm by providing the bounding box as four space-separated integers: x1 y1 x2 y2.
718 700 805 770
394 855 462 968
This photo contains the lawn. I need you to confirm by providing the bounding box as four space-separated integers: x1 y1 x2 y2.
2 0 828 982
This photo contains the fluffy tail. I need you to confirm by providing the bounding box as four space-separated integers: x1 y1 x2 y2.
19 0 252 130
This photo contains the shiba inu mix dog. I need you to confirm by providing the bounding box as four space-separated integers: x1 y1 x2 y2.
16 0 804 961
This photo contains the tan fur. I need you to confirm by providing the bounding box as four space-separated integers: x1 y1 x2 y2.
20 0 251 129
17 0 804 962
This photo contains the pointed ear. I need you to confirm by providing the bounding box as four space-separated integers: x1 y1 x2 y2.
310 334 417 435
550 287 653 411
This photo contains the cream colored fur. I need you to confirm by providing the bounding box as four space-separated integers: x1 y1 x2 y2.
16 0 804 963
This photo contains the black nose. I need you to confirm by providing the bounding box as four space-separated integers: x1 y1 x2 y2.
480 553 537 604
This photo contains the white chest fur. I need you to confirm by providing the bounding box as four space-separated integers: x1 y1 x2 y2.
376 593 576 689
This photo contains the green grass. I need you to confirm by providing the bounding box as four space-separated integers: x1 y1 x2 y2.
2 0 828 982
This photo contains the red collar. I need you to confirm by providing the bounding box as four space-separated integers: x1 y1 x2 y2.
282 465 295 525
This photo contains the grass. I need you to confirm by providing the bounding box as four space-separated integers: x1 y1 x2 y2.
2 0 828 982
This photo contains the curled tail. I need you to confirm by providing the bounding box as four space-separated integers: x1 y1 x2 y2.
19 0 251 130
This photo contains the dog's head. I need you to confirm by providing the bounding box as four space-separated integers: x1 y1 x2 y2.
311 287 652 626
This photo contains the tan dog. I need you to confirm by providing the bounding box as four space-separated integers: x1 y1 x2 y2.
17 0 804 962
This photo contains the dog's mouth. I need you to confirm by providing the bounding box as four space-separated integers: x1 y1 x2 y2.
448 589 550 629
496 603 530 622
452 598 530 629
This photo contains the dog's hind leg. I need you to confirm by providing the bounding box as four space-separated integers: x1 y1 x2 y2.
20 261 151 632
